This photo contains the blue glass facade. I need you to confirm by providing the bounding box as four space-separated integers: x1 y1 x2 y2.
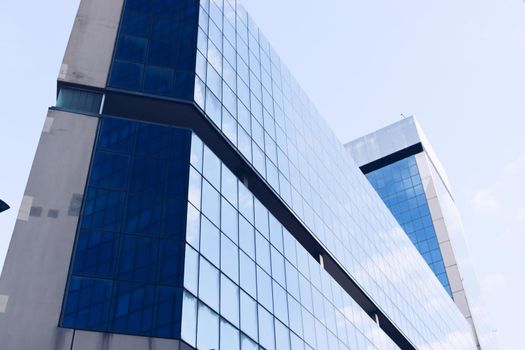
59 0 477 348
365 156 453 297
191 1 473 348
61 118 191 338
108 0 199 100
179 134 399 350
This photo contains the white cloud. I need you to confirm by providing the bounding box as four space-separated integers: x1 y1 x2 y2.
470 188 500 214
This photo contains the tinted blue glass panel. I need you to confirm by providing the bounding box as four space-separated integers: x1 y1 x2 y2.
62 277 112 330
108 0 199 101
72 230 118 278
366 156 453 297
62 118 191 338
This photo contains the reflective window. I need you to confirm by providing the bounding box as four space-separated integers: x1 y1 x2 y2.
221 274 240 326
240 291 258 341
200 215 220 267
240 251 257 297
108 0 199 100
181 291 198 347
258 305 275 350
221 234 239 283
62 118 191 338
197 303 219 350
366 156 453 297
221 319 240 350
198 256 220 312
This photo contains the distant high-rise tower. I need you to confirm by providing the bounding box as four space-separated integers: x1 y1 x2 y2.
0 1 481 349
346 116 495 349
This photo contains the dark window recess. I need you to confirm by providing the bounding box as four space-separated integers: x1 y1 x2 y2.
60 117 191 339
56 88 103 114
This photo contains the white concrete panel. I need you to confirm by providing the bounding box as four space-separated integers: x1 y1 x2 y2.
0 295 8 313
446 264 464 294
439 240 456 268
415 153 431 180
0 110 97 350
421 176 438 200
43 116 55 133
427 197 444 220
17 195 33 221
60 0 124 88
432 218 450 244
453 290 472 318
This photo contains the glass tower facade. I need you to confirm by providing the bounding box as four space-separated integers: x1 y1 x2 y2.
365 156 453 297
0 0 480 349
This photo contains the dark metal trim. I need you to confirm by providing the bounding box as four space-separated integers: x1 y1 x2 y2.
360 143 424 174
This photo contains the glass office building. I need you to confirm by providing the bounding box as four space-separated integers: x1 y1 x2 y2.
0 1 481 349
346 116 496 349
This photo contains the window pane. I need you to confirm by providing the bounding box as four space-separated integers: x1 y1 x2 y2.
197 303 219 350
221 234 239 283
256 267 273 312
190 135 204 172
201 179 220 225
255 232 271 274
200 215 220 267
184 245 199 295
221 319 240 350
188 167 202 209
186 204 201 249
199 257 220 311
239 216 255 259
72 230 118 278
239 251 257 297
273 281 289 325
221 198 238 244
269 214 283 253
271 247 286 287
275 319 291 350
203 146 221 190
117 235 158 283
288 295 303 337
220 274 240 326
254 198 269 238
221 164 238 207
62 277 112 330
241 334 258 350
240 291 258 341
112 282 155 336
238 182 254 222
258 305 275 350
181 291 197 347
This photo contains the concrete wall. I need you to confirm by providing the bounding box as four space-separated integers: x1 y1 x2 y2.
59 0 124 88
0 110 98 349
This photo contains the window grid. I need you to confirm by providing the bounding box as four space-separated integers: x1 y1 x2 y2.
193 1 474 348
366 156 453 297
61 118 192 339
181 133 399 350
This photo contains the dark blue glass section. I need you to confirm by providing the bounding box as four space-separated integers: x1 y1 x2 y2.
62 277 112 330
108 0 199 101
72 230 118 278
366 156 453 297
62 118 192 338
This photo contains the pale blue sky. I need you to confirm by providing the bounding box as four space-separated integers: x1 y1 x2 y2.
0 0 523 348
